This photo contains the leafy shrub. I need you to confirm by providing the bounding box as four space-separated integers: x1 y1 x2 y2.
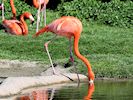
58 0 133 28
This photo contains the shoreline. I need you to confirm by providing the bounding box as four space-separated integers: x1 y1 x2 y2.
0 59 133 82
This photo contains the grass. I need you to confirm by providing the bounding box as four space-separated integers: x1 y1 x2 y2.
0 10 133 79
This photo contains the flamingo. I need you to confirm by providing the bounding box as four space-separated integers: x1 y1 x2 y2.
32 0 49 32
2 12 34 35
10 0 49 31
19 90 48 100
17 89 55 100
25 0 49 32
33 16 95 84
33 0 49 9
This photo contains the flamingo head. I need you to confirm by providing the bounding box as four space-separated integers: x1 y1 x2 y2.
88 71 95 85
23 12 35 24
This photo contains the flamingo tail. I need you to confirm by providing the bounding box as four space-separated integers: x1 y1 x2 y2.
34 26 48 37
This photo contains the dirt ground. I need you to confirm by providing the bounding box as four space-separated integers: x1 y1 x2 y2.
0 59 72 83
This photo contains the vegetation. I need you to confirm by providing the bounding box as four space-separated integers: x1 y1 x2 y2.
0 0 133 79
58 0 133 28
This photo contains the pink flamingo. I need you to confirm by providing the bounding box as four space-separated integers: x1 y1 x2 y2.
32 0 49 32
10 0 49 31
33 16 95 84
2 12 34 35
17 89 55 100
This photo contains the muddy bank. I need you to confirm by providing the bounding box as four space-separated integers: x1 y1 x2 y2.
0 59 74 82
0 59 87 97
0 59 48 77
0 59 48 84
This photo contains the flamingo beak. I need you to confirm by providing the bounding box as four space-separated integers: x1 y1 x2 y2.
29 15 35 25
31 20 34 25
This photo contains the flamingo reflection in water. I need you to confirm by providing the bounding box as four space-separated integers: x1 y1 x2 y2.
16 84 94 100
84 84 95 100
16 89 55 100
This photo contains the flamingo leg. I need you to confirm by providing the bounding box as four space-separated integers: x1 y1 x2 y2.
40 2 46 26
64 39 74 68
49 88 55 100
67 39 80 84
42 2 46 26
69 39 80 84
69 38 74 63
44 35 74 81
44 35 58 74
36 0 41 32
2 1 4 21
45 41 56 74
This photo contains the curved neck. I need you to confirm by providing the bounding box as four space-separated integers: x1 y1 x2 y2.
74 34 93 75
10 0 16 18
20 16 28 35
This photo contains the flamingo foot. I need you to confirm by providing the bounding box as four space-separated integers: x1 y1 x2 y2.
64 61 73 68
64 57 74 68
51 69 74 81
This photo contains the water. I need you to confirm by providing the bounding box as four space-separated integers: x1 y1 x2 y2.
2 80 133 100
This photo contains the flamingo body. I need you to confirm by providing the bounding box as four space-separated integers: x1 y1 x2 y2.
46 16 82 38
34 16 95 83
18 90 48 100
2 20 24 35
2 12 34 35
33 0 49 9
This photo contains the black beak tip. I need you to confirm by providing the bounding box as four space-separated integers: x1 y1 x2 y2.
31 21 34 25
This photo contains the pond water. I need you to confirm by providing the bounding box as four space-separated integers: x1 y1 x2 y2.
2 80 133 100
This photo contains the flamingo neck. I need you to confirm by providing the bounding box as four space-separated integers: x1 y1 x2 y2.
73 34 94 80
20 16 28 35
10 0 16 18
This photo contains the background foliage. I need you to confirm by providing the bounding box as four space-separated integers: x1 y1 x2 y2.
1 0 132 28
58 0 133 28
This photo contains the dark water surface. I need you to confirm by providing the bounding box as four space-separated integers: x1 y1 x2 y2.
14 80 133 100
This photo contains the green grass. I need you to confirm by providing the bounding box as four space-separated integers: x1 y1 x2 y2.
0 10 133 79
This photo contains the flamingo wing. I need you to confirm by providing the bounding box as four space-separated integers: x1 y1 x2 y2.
47 16 82 38
2 20 24 35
